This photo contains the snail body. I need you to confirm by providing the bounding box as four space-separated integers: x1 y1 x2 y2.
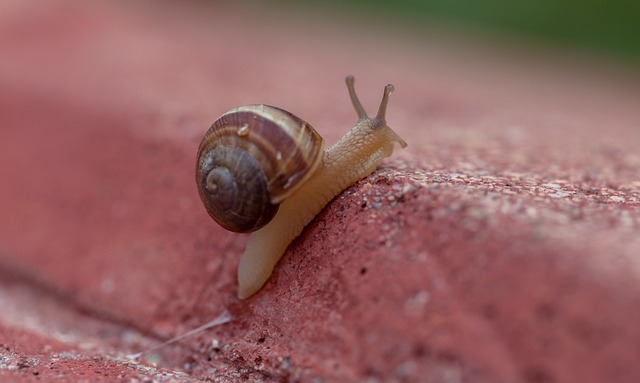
196 76 407 299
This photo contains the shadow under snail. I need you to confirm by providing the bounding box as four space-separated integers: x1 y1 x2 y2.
196 76 407 299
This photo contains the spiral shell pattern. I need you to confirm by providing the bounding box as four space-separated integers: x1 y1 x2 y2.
196 105 324 232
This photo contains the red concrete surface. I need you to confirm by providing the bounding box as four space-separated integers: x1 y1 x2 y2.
1 1 640 382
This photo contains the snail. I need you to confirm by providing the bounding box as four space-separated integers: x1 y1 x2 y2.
196 76 407 299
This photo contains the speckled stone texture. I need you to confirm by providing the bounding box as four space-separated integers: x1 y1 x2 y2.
1 1 640 382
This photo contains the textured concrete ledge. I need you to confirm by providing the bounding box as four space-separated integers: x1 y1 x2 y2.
1 1 639 382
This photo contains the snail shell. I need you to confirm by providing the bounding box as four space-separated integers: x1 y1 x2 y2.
196 105 325 233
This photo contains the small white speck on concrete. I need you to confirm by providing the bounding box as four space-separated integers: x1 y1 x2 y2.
548 191 572 199
609 196 625 203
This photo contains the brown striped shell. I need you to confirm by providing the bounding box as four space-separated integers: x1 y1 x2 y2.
196 105 325 233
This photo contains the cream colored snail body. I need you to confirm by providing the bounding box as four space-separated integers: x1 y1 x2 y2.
196 76 407 299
